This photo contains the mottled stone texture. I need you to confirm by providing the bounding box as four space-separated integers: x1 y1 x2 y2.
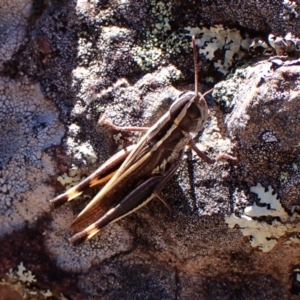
215 58 300 212
1 0 300 299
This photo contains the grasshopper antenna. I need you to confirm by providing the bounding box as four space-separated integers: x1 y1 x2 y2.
192 36 198 95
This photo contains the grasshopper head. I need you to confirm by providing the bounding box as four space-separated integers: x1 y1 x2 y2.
169 90 208 134
169 35 212 134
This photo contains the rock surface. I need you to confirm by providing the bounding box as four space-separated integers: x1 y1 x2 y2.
1 0 300 299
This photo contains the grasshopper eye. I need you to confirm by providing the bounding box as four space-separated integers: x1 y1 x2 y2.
187 102 201 120
169 91 193 121
169 91 208 133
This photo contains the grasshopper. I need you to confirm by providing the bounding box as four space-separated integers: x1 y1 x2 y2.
50 36 235 245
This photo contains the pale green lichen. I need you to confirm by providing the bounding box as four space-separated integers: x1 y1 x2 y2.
279 161 298 186
132 45 164 71
279 171 289 185
66 136 98 165
131 0 189 71
213 65 249 110
57 168 83 189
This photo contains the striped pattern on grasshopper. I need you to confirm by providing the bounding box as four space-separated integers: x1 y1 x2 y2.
50 37 224 246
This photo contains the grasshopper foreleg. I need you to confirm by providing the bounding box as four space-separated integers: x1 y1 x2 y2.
188 140 215 164
99 116 150 133
188 140 238 163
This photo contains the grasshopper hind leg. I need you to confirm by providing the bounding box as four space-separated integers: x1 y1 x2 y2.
49 146 135 208
69 176 164 245
69 154 184 246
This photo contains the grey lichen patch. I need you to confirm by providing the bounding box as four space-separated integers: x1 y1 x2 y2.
186 25 251 75
45 207 133 272
0 77 64 236
0 0 32 69
226 183 300 252
0 77 62 169
2 262 64 299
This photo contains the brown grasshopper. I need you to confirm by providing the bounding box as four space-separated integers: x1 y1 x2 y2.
50 36 235 245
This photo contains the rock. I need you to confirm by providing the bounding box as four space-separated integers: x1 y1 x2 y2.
1 0 300 299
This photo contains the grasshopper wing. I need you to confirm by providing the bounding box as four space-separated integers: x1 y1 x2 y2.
69 175 163 245
70 147 163 232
